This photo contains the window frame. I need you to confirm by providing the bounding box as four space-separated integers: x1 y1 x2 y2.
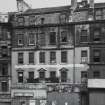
80 29 88 42
29 52 34 64
18 72 24 83
49 32 56 45
18 52 24 64
93 29 101 42
17 33 24 46
93 71 100 78
50 51 56 64
61 51 67 63
39 52 45 64
28 32 35 45
93 50 101 63
1 81 8 92
60 31 68 43
17 17 24 26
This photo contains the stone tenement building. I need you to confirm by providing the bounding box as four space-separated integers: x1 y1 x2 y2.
10 0 90 105
4 0 105 105
0 14 11 105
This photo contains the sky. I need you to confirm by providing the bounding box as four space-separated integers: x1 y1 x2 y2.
0 0 105 12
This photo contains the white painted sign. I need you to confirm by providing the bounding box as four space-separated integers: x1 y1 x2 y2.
30 100 36 105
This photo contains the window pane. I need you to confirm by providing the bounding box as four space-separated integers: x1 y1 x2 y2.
29 16 35 25
50 71 56 78
29 33 35 45
29 71 34 79
2 63 8 76
61 71 67 82
29 52 34 64
39 71 45 79
49 32 56 45
18 17 24 26
18 53 23 64
18 34 23 45
1 82 8 92
93 71 100 78
39 33 46 46
94 30 100 41
81 50 87 57
61 51 67 63
80 30 88 42
18 72 23 83
1 46 8 57
93 50 100 62
60 31 67 43
50 52 56 63
39 52 45 63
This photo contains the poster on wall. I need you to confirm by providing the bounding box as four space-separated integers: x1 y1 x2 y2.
30 100 36 105
40 100 47 105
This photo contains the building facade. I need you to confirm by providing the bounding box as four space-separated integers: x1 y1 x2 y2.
9 0 105 105
10 0 90 104
0 15 11 105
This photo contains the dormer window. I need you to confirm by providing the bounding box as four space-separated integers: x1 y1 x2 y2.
60 14 66 23
41 18 45 24
18 17 24 26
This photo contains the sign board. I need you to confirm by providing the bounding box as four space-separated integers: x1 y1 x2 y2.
30 100 36 105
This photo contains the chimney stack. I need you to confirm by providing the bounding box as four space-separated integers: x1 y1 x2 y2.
71 0 77 10
16 0 31 12
89 0 94 8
